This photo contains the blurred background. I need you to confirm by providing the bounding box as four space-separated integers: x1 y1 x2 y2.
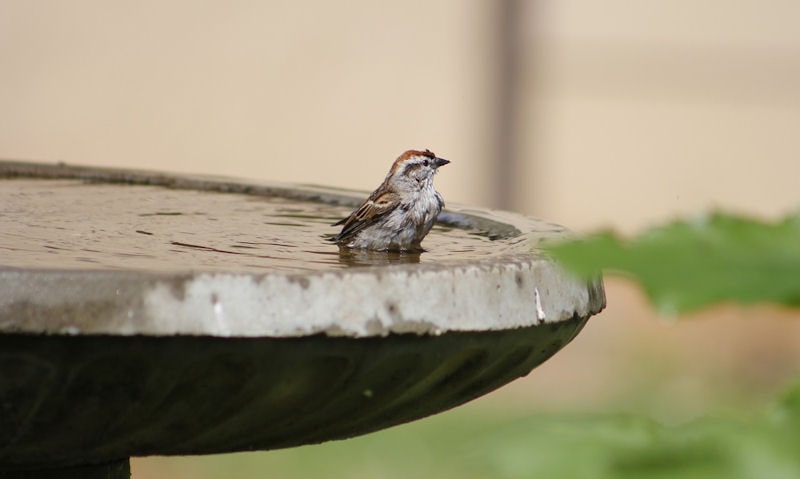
2 1 800 477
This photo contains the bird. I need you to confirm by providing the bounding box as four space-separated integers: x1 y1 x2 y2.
330 149 450 251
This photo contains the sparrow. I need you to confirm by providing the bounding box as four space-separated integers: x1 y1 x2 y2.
331 149 450 251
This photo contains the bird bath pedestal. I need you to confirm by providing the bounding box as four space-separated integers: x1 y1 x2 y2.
0 161 605 478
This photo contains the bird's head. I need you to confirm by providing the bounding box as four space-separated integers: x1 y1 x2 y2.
389 149 450 185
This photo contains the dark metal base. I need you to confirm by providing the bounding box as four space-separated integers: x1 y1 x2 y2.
0 315 588 469
0 459 129 479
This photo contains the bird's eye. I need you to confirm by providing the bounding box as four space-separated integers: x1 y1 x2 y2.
422 159 430 166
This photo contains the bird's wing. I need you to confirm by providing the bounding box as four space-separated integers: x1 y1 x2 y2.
332 190 401 242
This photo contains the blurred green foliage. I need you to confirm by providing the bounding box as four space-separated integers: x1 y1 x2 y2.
533 211 800 478
545 212 800 313
469 384 800 479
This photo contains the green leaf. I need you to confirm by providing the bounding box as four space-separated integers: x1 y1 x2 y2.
545 212 800 313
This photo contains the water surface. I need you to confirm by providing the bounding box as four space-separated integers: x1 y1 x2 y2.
1 179 516 272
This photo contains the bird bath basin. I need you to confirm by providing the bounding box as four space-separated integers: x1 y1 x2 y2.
0 160 605 478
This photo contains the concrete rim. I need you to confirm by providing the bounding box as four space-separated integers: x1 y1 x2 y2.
0 160 605 338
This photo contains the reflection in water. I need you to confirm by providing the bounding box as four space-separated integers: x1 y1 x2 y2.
335 247 421 267
2 179 514 273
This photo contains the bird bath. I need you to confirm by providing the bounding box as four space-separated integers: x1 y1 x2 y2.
0 160 605 478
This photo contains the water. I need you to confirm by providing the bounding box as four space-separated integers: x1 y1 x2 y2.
1 179 519 272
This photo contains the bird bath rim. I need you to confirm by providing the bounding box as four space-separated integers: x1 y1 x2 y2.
0 160 605 339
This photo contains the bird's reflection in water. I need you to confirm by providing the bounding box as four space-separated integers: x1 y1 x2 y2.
336 246 422 267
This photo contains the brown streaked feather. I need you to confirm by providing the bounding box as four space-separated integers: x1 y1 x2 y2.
332 188 401 242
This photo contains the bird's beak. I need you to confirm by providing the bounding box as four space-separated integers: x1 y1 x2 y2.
434 157 450 168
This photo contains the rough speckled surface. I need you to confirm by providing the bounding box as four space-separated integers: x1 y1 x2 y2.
1 256 603 337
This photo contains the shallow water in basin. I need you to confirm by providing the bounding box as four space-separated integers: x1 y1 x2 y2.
1 179 519 272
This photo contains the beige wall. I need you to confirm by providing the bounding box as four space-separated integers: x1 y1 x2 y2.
2 1 798 233
0 0 497 206
527 1 800 232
